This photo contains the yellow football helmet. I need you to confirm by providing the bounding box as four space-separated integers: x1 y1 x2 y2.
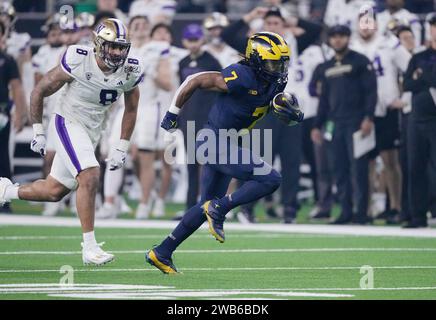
94 18 130 69
245 32 290 84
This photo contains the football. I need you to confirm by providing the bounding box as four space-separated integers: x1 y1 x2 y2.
271 92 304 126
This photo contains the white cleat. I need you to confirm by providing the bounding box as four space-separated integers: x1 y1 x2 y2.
0 177 13 206
152 197 165 218
136 202 150 220
82 242 114 266
96 202 118 219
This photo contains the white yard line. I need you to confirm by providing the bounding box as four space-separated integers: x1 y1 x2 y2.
0 247 436 255
1 215 436 238
1 265 436 273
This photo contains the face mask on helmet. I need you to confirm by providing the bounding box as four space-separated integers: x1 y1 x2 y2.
257 56 289 84
96 37 130 69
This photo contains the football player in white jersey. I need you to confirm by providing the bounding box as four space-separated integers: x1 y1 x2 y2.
351 13 411 222
0 18 143 266
324 0 376 34
133 22 173 219
32 14 67 216
377 0 422 47
202 12 240 67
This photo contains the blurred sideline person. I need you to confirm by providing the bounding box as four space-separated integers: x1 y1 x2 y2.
149 23 188 218
75 12 96 46
32 14 67 216
97 0 127 23
178 24 222 211
323 0 376 33
132 21 173 219
311 25 377 225
377 0 422 47
202 12 240 67
0 18 143 265
402 16 436 228
128 0 176 24
97 15 150 219
0 20 27 214
351 13 411 223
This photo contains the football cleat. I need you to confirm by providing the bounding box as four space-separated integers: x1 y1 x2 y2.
136 202 151 220
82 242 114 266
145 248 178 274
203 200 226 243
0 177 14 206
96 202 118 219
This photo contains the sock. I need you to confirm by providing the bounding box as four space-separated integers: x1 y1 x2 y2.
83 231 97 248
156 203 205 257
4 184 19 201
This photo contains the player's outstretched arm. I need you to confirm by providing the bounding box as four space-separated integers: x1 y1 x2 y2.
29 65 73 125
29 65 73 156
161 72 228 132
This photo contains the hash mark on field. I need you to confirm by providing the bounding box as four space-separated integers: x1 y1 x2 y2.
1 248 436 255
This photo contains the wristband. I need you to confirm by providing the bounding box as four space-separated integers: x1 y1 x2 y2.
33 123 45 136
169 104 180 115
117 139 130 152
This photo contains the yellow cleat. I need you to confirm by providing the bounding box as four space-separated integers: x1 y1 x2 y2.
145 249 178 274
203 200 226 243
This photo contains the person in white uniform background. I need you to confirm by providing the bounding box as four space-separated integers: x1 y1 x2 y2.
351 12 411 223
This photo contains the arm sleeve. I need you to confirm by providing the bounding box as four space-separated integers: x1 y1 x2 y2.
403 55 426 93
221 64 250 94
221 19 250 54
314 75 330 129
295 19 322 53
360 58 378 119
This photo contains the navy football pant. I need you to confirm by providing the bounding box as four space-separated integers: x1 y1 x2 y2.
156 138 281 257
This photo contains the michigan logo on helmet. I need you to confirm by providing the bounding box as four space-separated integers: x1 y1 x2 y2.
94 18 131 69
245 32 290 84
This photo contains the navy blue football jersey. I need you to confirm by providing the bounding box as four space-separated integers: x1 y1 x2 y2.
207 62 286 131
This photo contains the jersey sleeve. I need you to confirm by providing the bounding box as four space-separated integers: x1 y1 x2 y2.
124 57 145 91
221 64 252 94
60 45 88 78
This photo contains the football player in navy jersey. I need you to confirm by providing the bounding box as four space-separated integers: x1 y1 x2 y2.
145 32 304 273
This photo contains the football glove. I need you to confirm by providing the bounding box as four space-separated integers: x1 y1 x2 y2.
30 124 46 157
106 140 129 171
161 111 179 133
271 92 304 126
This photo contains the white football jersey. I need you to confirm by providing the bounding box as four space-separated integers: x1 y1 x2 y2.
377 9 422 47
203 43 240 68
156 45 188 109
286 44 334 119
6 31 31 60
58 44 143 143
32 44 67 119
351 35 411 117
128 0 176 23
133 40 170 108
324 0 376 33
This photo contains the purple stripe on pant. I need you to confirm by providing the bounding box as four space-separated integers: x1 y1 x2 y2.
55 114 82 173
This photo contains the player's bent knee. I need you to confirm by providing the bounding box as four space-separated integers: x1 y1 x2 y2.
77 167 100 191
264 169 282 192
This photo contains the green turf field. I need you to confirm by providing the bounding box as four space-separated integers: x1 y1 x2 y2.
1 223 436 300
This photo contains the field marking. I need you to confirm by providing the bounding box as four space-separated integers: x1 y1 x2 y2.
1 265 436 273
1 215 436 238
1 247 436 255
0 233 357 241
